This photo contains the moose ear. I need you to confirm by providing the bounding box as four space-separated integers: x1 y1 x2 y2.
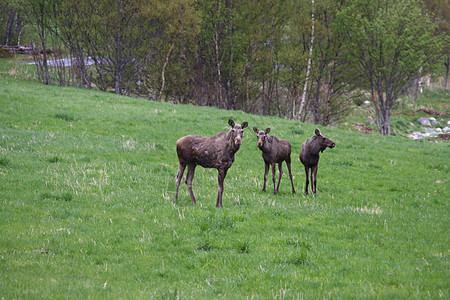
315 128 321 136
241 122 248 129
265 128 271 134
228 119 235 127
253 127 259 133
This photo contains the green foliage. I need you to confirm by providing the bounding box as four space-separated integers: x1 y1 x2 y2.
338 0 441 80
336 0 443 134
8 0 446 122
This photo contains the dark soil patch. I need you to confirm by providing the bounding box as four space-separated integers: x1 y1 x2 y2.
418 108 450 116
352 123 374 134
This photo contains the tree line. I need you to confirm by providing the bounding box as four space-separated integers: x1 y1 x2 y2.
1 0 448 135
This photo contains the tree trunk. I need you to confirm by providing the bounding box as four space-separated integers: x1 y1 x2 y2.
158 42 175 101
297 0 315 121
313 77 321 124
115 68 122 94
445 54 450 89
226 2 235 110
381 107 391 135
39 29 50 85
323 58 337 126
17 22 24 46
372 86 392 135
417 67 423 94
158 5 183 101
214 30 223 108
413 76 419 110
6 9 17 46
90 52 108 92
371 83 382 134
291 84 298 120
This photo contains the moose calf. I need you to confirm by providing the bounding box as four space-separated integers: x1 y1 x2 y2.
299 128 335 195
253 127 296 195
175 119 248 207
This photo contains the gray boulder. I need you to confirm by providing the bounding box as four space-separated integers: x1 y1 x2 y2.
429 117 440 126
417 117 431 126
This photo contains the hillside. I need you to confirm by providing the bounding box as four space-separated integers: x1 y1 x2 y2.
0 78 448 298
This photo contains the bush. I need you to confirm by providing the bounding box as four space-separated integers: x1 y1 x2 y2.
0 48 14 58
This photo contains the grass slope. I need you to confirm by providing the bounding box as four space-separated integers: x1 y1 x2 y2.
0 78 448 298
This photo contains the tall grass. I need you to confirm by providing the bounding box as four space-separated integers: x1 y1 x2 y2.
0 77 448 298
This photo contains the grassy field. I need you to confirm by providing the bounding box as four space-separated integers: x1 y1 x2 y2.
0 76 448 298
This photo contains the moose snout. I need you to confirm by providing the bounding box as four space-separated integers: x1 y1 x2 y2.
235 137 242 145
330 142 336 148
257 140 263 147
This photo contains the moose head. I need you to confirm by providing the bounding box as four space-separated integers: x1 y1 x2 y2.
253 127 271 148
229 119 248 146
314 128 335 152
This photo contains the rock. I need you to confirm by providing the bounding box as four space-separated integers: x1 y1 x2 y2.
417 117 431 126
430 117 440 126
409 132 424 140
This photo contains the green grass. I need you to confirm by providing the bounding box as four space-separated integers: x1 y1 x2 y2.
416 88 450 111
0 77 448 298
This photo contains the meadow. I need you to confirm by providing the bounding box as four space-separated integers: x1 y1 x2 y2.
0 76 448 298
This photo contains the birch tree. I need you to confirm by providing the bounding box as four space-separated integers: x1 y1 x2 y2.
297 0 314 121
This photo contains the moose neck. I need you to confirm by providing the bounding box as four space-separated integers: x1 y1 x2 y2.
309 136 325 155
259 138 271 153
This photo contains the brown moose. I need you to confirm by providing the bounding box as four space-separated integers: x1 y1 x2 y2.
299 128 335 195
253 127 296 195
175 119 248 207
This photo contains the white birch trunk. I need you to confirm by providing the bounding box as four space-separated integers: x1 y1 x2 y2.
297 0 315 121
158 42 175 101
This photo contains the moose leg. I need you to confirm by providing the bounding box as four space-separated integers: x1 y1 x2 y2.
311 165 318 195
276 162 283 194
304 166 310 195
175 163 186 202
262 162 269 192
216 168 228 207
286 159 296 194
271 163 277 195
185 163 197 204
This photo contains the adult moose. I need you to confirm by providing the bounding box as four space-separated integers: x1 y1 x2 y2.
300 128 335 195
175 119 248 207
253 127 296 195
